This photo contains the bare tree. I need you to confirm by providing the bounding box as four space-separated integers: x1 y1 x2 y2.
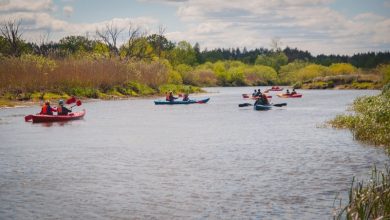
96 22 124 55
270 37 282 52
0 19 23 56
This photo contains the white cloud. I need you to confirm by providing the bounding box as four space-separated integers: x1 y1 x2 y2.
0 0 54 12
63 6 73 17
163 0 390 55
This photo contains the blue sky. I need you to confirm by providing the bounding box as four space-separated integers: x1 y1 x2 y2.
1 0 390 55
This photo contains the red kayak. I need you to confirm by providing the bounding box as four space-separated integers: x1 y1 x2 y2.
265 87 283 92
277 93 303 98
25 110 86 123
242 94 272 99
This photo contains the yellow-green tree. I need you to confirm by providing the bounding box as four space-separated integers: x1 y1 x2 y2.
328 63 357 75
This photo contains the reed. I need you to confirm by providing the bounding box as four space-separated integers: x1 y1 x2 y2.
334 166 390 219
328 84 390 148
0 55 171 99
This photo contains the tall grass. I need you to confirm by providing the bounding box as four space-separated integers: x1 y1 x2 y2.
334 166 390 219
329 91 390 148
0 55 171 99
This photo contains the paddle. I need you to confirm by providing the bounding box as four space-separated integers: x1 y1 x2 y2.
66 96 77 104
238 102 287 107
70 100 82 109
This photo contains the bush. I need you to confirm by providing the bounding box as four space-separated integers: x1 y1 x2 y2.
329 89 390 147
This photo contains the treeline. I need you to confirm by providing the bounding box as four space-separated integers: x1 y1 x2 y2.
2 34 390 69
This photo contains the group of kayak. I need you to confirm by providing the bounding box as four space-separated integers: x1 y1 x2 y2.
24 87 300 123
241 87 302 111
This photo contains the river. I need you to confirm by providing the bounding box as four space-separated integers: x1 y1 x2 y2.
0 87 388 219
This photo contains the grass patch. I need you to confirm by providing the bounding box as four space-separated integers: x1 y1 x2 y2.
158 84 203 95
0 99 16 107
328 85 390 148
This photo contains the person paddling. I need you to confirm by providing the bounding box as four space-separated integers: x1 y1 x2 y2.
291 88 297 95
57 100 71 116
168 91 178 102
252 89 257 97
40 100 56 115
182 93 189 101
286 89 290 95
254 89 262 97
254 93 270 106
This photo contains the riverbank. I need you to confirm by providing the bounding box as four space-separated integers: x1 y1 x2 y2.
328 83 390 149
0 83 204 108
329 83 390 219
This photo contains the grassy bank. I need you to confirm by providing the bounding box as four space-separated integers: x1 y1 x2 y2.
330 84 390 218
0 55 203 107
328 83 390 148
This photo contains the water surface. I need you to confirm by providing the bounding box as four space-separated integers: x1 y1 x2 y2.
0 88 388 219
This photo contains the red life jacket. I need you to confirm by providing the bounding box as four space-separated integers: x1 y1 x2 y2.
41 105 48 114
57 105 63 114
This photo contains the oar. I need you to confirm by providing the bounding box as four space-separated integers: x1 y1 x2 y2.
273 103 287 107
238 102 287 107
238 103 252 107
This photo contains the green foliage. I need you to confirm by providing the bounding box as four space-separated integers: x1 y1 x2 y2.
255 52 288 72
167 70 183 84
245 65 278 85
328 63 357 75
169 41 197 66
279 60 310 84
65 87 100 98
350 82 376 89
329 88 390 147
158 84 202 94
59 36 96 54
120 37 154 59
295 64 328 82
379 64 390 85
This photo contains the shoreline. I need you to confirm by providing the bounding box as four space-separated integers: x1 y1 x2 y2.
0 87 381 110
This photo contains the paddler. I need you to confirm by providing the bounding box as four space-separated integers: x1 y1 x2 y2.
182 93 189 101
168 91 178 102
40 100 56 115
57 100 72 116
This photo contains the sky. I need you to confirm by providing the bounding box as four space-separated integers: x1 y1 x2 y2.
0 0 389 55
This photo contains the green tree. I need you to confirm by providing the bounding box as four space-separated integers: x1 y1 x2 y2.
146 34 175 58
169 41 197 66
328 63 357 75
255 52 288 72
59 36 95 54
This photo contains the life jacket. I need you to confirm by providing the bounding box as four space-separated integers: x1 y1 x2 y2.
57 105 63 114
41 105 53 115
166 95 169 101
41 105 47 114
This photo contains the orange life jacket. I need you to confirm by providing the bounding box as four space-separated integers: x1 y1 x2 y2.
41 105 48 114
57 105 63 114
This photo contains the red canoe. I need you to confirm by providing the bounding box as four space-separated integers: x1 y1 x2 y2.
242 94 272 99
277 93 303 98
25 110 86 123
